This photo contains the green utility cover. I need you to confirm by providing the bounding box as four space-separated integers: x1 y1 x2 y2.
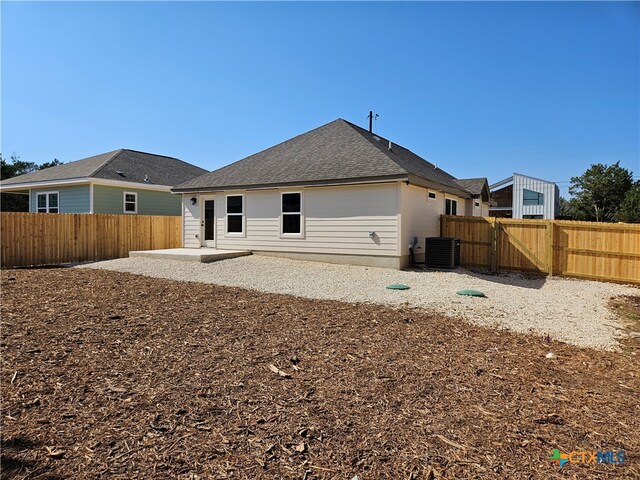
456 289 485 297
386 284 410 290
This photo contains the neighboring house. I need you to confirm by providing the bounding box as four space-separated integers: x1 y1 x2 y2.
172 118 491 268
0 149 207 216
489 173 559 219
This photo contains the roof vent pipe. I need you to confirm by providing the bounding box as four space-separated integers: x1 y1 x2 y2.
388 140 392 151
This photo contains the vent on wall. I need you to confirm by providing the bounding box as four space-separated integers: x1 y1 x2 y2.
425 237 460 269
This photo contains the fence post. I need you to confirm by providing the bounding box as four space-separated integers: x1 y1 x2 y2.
490 218 498 272
546 221 555 276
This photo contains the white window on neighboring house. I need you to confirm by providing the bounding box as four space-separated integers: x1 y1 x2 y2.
427 191 436 200
123 192 137 213
445 198 458 215
475 201 480 208
226 194 244 234
36 192 59 213
281 192 303 236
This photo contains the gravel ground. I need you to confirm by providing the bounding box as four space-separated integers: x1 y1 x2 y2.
81 255 639 350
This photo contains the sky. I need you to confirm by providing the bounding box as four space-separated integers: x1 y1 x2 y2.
2 1 639 196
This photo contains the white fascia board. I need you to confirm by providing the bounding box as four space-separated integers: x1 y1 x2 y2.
489 176 514 190
0 177 173 192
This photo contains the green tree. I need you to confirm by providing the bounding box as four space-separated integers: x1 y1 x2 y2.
568 162 634 222
38 158 64 170
1 153 38 180
557 196 574 219
616 181 640 223
1 153 64 211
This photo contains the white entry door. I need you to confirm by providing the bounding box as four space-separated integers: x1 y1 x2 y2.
201 196 216 247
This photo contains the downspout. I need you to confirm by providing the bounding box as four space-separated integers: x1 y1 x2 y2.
89 183 94 214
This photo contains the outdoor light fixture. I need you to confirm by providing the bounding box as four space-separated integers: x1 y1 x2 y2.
190 197 197 205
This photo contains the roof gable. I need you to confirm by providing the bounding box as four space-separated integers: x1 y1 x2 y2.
456 177 490 201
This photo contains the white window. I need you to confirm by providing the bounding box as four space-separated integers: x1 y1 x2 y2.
445 198 458 215
226 194 244 234
427 191 436 200
281 192 303 236
474 201 480 208
36 192 59 213
123 192 137 213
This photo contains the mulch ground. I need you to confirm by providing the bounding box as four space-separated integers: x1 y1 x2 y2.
1 268 638 479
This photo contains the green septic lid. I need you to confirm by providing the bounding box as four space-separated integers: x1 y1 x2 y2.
457 289 485 297
386 284 410 290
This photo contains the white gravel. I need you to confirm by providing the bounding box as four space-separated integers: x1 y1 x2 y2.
80 255 638 350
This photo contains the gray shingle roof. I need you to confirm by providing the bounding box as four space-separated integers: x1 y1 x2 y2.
1 149 207 187
455 177 489 196
173 119 472 195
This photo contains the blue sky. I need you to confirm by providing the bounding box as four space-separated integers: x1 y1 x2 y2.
2 1 639 196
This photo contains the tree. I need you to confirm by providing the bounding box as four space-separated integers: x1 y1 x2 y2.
616 181 640 223
1 153 38 180
557 196 574 220
568 162 634 222
1 153 65 212
38 158 64 170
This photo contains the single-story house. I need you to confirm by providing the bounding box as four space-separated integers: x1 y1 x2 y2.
489 173 559 219
173 119 490 269
0 149 207 216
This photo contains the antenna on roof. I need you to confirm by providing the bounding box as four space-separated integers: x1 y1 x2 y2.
367 111 379 133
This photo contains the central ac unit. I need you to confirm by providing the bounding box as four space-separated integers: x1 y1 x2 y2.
425 237 460 269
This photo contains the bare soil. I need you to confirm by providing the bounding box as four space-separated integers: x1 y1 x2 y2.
1 268 638 479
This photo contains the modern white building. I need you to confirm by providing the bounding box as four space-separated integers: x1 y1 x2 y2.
489 173 559 219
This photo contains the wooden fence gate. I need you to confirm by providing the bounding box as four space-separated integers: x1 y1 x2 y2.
440 215 640 284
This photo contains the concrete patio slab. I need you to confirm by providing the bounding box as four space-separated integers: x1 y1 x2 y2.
129 248 251 263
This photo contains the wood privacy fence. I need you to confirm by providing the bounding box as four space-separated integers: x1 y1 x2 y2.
440 215 640 285
1 212 181 268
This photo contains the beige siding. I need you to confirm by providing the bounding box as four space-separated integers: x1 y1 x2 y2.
182 195 200 248
186 183 400 257
399 184 444 257
470 198 488 217
450 195 467 216
399 184 470 258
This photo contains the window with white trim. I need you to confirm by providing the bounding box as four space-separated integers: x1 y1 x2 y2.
226 195 244 234
445 198 458 215
123 192 137 213
36 192 59 213
281 192 302 235
427 191 436 200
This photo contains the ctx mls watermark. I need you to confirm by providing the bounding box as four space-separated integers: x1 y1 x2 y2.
549 449 625 468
